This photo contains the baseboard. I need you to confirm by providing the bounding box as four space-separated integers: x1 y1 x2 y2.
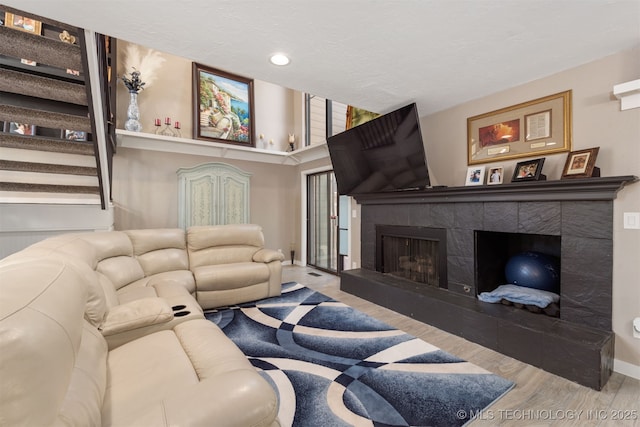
614 358 640 380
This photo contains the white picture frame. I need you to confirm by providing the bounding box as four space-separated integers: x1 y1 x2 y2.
487 166 504 185
465 166 486 186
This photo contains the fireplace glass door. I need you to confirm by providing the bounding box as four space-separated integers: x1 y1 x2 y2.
376 225 448 289
382 236 440 286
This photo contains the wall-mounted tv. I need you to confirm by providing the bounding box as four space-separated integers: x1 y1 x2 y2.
327 103 430 196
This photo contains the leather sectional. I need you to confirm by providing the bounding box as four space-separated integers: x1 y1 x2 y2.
0 224 284 426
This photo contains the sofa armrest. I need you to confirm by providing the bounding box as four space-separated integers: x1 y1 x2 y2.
253 249 285 263
99 298 173 336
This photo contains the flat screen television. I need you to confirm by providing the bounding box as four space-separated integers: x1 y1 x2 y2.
326 102 430 196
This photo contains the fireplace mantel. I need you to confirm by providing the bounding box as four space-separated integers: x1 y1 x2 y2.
353 175 637 205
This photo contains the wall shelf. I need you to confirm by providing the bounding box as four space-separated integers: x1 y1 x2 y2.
116 130 329 166
613 79 640 110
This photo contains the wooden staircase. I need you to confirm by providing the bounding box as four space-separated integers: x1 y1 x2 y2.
0 5 111 206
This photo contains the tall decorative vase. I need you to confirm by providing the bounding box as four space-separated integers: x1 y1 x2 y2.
125 91 142 132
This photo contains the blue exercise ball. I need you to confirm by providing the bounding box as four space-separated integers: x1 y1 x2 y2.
504 251 560 293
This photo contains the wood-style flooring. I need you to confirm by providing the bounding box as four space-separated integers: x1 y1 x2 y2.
282 265 640 427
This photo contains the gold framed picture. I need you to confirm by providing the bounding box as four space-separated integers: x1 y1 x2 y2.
346 106 380 130
468 90 572 165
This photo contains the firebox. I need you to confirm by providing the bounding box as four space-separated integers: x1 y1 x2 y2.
475 230 561 295
376 225 447 289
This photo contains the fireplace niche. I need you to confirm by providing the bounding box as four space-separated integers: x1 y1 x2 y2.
341 176 638 390
475 230 561 317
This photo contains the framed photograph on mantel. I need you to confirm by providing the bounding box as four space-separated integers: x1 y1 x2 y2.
192 63 255 147
487 166 504 185
467 90 572 165
511 158 546 182
465 166 486 186
561 147 600 179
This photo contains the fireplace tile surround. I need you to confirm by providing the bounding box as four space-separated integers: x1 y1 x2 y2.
341 176 637 389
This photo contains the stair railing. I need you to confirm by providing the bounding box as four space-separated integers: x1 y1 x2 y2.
80 29 113 208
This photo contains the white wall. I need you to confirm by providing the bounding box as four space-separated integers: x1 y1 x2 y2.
0 204 114 258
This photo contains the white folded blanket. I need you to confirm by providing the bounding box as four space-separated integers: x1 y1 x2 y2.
478 284 560 308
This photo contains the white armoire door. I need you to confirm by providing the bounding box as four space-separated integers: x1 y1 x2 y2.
177 162 251 229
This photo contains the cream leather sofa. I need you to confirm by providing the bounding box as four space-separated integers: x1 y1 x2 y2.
0 224 284 426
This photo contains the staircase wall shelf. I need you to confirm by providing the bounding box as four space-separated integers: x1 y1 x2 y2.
116 129 331 166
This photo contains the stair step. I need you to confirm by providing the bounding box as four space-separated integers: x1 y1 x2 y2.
0 25 82 71
1 147 96 167
0 182 100 195
0 160 97 176
0 105 91 133
0 191 101 205
0 133 94 156
0 68 88 106
0 170 98 186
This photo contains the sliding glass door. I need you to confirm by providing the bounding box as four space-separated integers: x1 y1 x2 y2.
307 171 338 273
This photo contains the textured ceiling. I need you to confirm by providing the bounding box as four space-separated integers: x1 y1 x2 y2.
5 0 640 116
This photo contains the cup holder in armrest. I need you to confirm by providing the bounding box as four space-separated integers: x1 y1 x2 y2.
172 305 187 311
174 311 190 317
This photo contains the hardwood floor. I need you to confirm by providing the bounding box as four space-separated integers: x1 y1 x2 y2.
282 265 640 427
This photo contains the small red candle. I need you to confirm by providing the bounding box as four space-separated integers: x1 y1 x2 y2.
165 117 171 125
174 121 180 129
154 118 161 126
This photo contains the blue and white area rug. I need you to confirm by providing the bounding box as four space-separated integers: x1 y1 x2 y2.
205 283 514 426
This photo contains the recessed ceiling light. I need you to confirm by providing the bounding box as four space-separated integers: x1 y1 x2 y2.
269 53 290 66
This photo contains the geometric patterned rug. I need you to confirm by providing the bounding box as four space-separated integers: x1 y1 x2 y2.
205 282 514 426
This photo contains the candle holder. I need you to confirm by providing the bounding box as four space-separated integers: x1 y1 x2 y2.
288 134 296 152
155 117 178 137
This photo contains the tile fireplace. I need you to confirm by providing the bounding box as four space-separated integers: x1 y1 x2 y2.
341 176 637 389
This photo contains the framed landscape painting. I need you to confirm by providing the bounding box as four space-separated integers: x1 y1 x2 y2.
192 63 254 147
